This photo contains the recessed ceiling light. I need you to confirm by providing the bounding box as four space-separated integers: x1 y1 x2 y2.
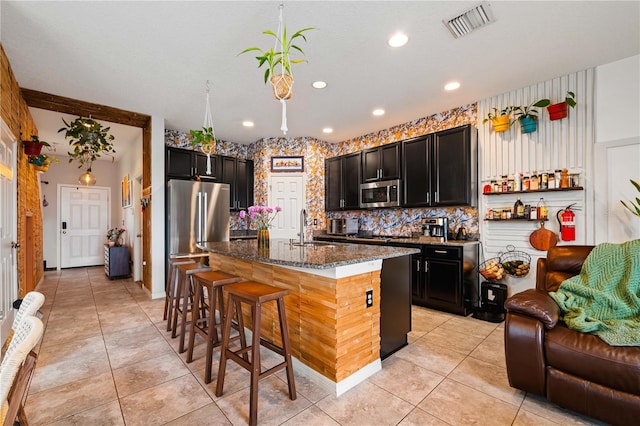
444 81 461 91
388 32 408 48
242 121 254 127
372 109 385 116
322 127 333 134
312 81 327 89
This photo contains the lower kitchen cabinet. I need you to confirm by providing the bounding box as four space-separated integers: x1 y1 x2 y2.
104 245 130 279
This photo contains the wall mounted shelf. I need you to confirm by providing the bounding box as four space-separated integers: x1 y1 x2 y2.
483 187 583 196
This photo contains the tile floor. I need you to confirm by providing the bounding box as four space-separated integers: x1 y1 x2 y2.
24 267 605 425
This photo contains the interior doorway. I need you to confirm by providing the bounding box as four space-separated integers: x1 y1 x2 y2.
58 185 111 268
133 175 143 282
268 174 305 240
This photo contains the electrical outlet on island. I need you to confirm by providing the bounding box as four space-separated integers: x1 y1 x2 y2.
366 289 373 308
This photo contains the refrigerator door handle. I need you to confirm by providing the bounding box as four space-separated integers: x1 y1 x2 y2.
197 192 202 242
202 191 208 242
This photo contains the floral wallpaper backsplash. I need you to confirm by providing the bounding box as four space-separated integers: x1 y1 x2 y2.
165 103 479 238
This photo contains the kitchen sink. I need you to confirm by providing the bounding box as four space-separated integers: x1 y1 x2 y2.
291 241 336 248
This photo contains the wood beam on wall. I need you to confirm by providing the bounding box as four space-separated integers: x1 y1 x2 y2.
20 88 150 128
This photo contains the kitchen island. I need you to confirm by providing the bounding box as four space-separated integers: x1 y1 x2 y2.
197 239 418 396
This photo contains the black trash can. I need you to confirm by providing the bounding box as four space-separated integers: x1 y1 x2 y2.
472 281 508 323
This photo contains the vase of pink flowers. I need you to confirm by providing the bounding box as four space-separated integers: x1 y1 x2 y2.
106 227 126 246
239 205 282 249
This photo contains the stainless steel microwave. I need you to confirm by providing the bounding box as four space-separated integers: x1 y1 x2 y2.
359 179 401 208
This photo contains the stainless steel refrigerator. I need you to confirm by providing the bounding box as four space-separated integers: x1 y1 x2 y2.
167 179 230 258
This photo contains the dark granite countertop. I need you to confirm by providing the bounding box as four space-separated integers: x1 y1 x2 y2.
197 239 418 270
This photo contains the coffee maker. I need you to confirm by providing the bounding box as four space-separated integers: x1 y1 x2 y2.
421 218 449 242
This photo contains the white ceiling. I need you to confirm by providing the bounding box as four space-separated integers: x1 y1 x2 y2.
2 1 639 149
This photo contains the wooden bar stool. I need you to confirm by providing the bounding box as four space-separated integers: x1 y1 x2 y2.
215 281 296 426
163 258 195 327
186 270 244 383
170 262 211 353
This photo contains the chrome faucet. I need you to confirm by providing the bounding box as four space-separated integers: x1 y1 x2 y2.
299 209 307 245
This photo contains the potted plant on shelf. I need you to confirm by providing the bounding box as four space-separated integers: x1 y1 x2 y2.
482 107 514 133
22 135 51 156
240 26 315 100
28 153 59 172
58 117 115 168
512 99 551 134
547 91 576 120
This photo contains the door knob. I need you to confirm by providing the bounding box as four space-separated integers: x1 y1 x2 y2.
11 241 20 249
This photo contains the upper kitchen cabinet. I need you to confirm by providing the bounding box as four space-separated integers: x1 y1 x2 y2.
220 156 254 211
325 152 361 211
362 142 401 182
403 124 477 207
166 146 219 181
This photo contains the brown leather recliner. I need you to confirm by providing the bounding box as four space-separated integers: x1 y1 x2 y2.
504 245 640 426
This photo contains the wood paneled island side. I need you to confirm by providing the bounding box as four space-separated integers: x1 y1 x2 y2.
197 239 418 395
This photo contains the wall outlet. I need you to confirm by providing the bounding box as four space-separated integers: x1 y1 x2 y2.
313 218 318 226
366 289 373 308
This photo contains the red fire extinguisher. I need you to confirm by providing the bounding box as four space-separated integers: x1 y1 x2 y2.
557 204 576 241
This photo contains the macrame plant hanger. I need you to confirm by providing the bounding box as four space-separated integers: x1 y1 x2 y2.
202 80 216 174
272 3 293 134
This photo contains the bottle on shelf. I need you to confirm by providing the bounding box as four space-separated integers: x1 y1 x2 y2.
515 173 522 192
548 172 556 189
537 198 548 220
501 175 508 192
540 172 548 189
523 175 530 191
560 168 570 188
530 171 539 190
514 197 525 219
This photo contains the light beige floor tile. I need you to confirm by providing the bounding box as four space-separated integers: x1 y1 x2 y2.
216 375 311 425
104 323 174 369
120 374 212 425
112 352 191 397
47 400 124 426
369 355 444 405
513 409 563 426
437 315 499 339
520 393 605 425
281 405 340 426
97 304 153 333
447 356 525 406
469 330 507 368
316 380 412 426
47 304 98 323
398 407 450 426
418 379 518 426
164 402 232 426
40 316 103 347
29 335 110 393
24 371 118 425
275 369 330 404
420 325 484 355
394 338 466 376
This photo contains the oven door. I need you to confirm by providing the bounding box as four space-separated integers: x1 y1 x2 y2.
359 180 401 208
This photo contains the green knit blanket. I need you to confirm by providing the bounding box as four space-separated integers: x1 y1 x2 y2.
549 239 640 346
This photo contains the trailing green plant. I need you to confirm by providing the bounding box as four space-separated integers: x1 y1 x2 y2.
58 117 115 168
482 106 513 124
558 91 576 108
620 179 640 218
188 126 216 153
512 99 551 120
240 26 315 84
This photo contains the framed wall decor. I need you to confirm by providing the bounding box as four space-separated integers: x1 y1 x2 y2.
121 175 132 208
271 156 304 172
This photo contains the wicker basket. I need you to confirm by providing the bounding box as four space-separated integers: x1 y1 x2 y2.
478 257 505 281
499 246 531 277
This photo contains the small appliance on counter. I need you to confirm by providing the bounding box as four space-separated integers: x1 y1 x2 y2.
421 217 449 242
327 218 359 235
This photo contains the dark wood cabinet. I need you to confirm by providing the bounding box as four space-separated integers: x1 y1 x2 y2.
104 245 130 279
362 143 401 182
403 125 476 207
325 152 361 211
220 156 254 211
166 146 218 181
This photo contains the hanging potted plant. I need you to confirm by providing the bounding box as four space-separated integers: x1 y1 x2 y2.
58 117 115 168
189 126 216 155
22 135 51 156
482 107 514 133
512 99 551 134
240 25 315 100
547 91 576 120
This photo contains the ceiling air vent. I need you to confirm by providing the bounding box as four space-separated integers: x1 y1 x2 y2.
444 3 494 39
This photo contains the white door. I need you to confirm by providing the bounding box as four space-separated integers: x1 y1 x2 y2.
59 185 110 268
0 119 18 343
268 174 305 239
